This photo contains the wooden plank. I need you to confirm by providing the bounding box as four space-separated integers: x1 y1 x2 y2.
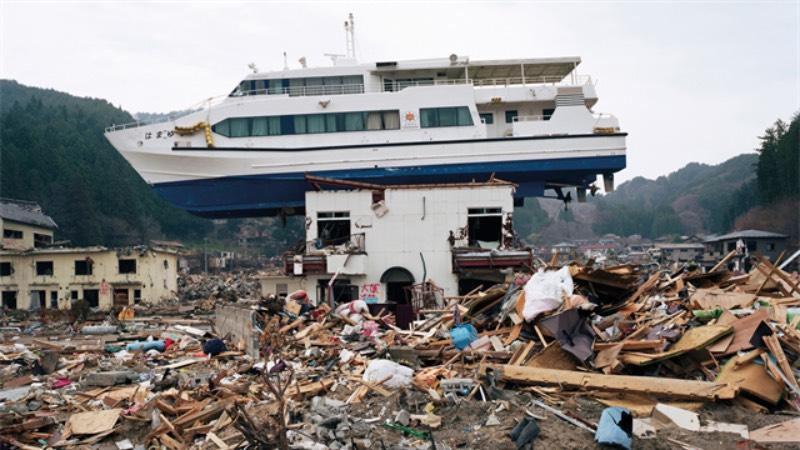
594 339 664 351
764 334 798 387
490 364 737 400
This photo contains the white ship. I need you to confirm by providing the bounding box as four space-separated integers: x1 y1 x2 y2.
105 15 626 217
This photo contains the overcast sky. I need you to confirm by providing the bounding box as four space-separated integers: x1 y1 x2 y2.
1 1 798 182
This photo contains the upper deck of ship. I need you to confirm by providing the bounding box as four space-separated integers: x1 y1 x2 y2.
232 55 589 97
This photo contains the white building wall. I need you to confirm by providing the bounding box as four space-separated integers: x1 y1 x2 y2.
302 184 514 304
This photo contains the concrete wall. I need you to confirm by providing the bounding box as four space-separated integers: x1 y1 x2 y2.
0 248 178 310
260 275 304 298
215 304 260 358
300 184 514 304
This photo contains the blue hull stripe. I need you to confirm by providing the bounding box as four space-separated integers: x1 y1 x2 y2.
153 155 626 217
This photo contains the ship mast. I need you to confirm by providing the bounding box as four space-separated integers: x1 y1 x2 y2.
344 13 356 59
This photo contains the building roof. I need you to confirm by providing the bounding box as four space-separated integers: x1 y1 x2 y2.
654 243 705 250
0 199 58 230
705 229 788 242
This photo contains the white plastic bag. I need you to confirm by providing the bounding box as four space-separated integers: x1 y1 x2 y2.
363 359 413 388
523 266 574 322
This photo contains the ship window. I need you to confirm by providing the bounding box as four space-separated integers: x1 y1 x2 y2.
268 117 281 135
326 114 339 132
294 115 307 134
252 117 269 136
420 107 473 128
543 108 555 121
213 120 230 137
230 118 250 137
344 112 366 131
307 114 326 133
480 113 494 125
505 110 518 123
280 116 295 135
211 109 400 138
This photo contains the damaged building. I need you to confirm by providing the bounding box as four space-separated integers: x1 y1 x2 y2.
0 199 179 310
262 177 532 308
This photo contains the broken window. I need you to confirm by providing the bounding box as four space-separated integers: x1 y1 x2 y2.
317 211 351 247
75 259 93 275
467 207 503 248
317 279 357 305
3 229 22 239
34 233 52 247
30 290 46 310
276 283 289 298
36 261 54 276
71 290 79 301
2 291 17 309
83 289 99 308
118 258 136 274
113 288 130 306
50 291 58 308
133 289 142 304
0 262 11 276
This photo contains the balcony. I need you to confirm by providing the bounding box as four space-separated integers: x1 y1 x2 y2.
451 248 533 272
281 232 367 276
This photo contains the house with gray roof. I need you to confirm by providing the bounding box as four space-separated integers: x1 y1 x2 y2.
0 198 58 251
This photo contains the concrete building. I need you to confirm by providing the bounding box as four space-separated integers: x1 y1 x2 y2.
1 199 57 251
704 230 790 263
0 199 179 311
263 178 532 307
653 242 705 264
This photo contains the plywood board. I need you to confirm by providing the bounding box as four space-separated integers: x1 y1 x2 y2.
491 365 737 400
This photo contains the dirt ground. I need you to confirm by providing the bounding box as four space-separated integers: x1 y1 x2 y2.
341 390 797 450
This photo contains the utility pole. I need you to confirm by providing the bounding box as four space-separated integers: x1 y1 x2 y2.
203 238 208 273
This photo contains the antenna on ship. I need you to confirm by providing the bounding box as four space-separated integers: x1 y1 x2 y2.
344 13 356 59
283 51 289 70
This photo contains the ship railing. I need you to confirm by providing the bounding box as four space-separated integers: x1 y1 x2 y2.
232 83 366 98
513 112 616 122
513 115 548 122
383 74 592 92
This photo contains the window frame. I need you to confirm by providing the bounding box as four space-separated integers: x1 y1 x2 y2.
0 262 11 276
74 259 93 276
35 261 54 276
118 258 137 274
505 110 518 123
479 113 494 125
420 107 474 128
3 229 23 239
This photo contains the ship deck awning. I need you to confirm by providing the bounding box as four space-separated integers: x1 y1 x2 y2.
371 56 581 81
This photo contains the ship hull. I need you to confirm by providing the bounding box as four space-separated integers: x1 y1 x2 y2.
152 153 625 217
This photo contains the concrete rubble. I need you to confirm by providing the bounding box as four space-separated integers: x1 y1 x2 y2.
1 254 799 449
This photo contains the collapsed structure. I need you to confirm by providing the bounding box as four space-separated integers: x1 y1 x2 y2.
0 199 179 310
264 177 531 308
1 231 799 449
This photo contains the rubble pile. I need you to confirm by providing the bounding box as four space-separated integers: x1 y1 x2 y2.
178 272 261 302
1 253 799 449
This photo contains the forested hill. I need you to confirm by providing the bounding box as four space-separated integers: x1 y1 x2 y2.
515 112 799 244
0 80 212 246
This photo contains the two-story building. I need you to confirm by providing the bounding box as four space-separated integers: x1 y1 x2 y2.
261 178 533 307
1 199 57 250
704 229 790 263
0 199 179 311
